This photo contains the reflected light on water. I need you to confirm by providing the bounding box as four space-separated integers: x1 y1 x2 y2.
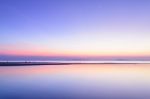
0 64 150 99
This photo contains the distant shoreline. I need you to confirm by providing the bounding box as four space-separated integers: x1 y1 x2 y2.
0 62 71 66
0 62 150 66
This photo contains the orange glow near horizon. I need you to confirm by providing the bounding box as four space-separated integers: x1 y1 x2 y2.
0 48 150 58
1 43 150 58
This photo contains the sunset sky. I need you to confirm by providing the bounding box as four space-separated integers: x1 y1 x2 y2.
0 0 150 60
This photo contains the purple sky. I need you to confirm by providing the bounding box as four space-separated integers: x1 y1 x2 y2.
0 0 150 61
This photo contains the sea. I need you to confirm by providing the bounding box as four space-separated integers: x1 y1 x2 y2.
0 61 150 99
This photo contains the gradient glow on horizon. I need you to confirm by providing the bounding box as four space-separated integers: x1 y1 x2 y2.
0 0 150 59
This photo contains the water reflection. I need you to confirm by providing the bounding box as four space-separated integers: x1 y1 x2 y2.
0 64 150 99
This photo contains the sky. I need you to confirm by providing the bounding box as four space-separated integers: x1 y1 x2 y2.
0 0 150 61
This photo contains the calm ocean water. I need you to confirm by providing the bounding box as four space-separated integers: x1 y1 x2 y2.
0 64 150 99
